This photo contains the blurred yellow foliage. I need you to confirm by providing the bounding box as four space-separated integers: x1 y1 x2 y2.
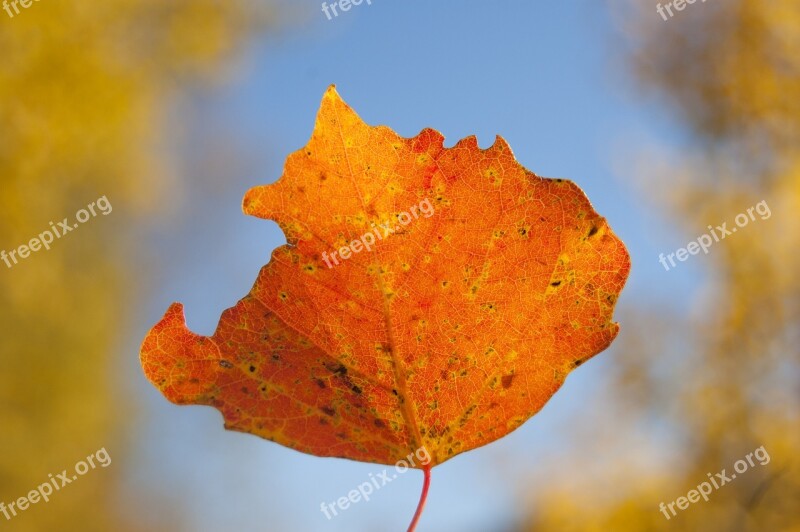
520 0 800 529
0 1 277 530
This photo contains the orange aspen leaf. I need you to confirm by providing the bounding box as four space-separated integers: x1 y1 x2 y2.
140 86 631 530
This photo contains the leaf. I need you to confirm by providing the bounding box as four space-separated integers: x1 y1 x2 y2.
140 84 630 486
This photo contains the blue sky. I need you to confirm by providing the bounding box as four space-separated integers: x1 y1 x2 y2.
127 2 702 531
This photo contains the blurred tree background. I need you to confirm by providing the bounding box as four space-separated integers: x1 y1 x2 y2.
0 1 282 530
519 0 800 529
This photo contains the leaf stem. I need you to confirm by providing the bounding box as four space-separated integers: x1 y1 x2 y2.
407 465 432 532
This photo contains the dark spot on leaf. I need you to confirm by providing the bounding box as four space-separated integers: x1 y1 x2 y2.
249 365 256 373
374 419 386 428
458 405 477 427
321 406 335 417
351 385 362 394
315 379 326 389
501 374 514 389
550 280 562 287
219 360 233 369
588 225 599 237
324 362 348 375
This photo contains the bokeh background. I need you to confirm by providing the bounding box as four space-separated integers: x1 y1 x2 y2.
1 1 798 531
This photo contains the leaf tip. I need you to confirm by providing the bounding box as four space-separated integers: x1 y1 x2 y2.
322 84 343 106
242 185 263 217
492 134 512 154
139 302 187 369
